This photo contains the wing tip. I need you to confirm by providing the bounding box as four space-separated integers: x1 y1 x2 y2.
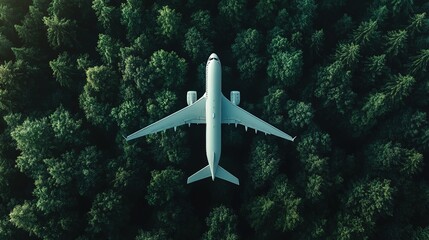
292 136 297 142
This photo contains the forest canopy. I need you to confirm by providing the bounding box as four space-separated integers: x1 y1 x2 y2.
0 0 429 239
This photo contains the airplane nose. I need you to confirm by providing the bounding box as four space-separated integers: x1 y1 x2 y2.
208 53 219 61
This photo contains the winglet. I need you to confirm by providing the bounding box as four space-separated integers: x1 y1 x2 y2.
122 135 127 141
292 136 297 142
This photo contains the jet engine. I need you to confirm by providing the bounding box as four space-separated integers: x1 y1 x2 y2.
187 91 197 106
230 91 240 105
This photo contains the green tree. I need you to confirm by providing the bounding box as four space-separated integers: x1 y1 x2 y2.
14 4 46 46
385 30 407 56
334 179 395 240
146 90 177 122
120 0 144 40
247 139 280 188
7 104 94 237
85 65 118 93
155 204 198 238
80 65 118 128
9 201 41 237
43 15 77 49
267 35 291 55
92 0 115 31
366 142 423 177
218 0 246 29
292 0 316 32
236 55 264 81
49 52 78 88
11 117 52 178
0 3 14 24
156 6 181 41
143 50 187 90
334 43 360 67
363 54 387 85
407 12 427 34
75 146 103 196
111 98 145 134
232 29 264 80
190 10 213 37
315 61 355 114
0 60 39 112
310 29 324 54
48 0 75 17
298 218 327 240
255 0 279 26
122 55 149 94
246 196 275 235
33 173 74 213
87 190 127 237
286 100 313 129
409 49 429 74
379 110 429 151
296 130 331 159
231 29 262 58
350 92 388 133
49 106 85 146
246 176 302 236
11 47 45 65
267 50 303 87
146 168 186 207
383 74 415 105
263 87 287 126
305 174 324 201
203 206 238 240
300 154 328 176
96 34 121 66
146 129 189 165
353 20 379 45
144 168 198 238
184 27 213 62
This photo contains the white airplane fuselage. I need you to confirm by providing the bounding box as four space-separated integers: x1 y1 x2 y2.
205 54 222 180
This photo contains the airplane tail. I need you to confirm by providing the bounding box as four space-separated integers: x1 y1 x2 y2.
187 165 239 185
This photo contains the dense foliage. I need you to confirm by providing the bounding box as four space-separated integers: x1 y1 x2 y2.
0 0 428 239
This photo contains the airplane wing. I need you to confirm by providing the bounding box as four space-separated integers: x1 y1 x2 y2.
221 95 295 141
126 95 206 141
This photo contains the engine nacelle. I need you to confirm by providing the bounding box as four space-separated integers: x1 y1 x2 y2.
187 91 197 106
230 91 240 105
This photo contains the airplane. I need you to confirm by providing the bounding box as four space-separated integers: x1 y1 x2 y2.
125 53 296 185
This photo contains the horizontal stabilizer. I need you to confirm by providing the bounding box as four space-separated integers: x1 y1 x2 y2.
216 166 239 185
187 165 211 184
